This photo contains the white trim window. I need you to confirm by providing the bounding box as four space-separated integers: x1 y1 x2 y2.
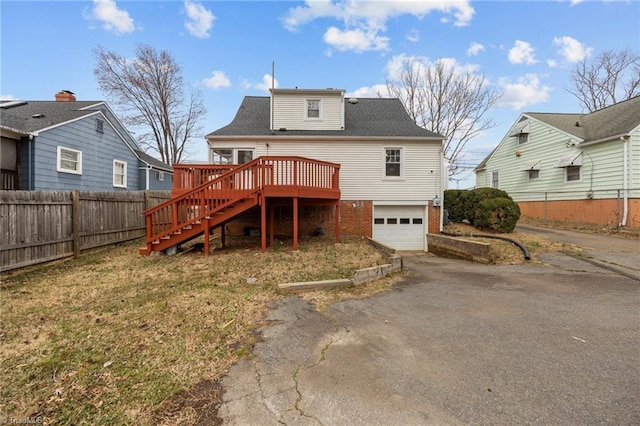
57 146 82 174
306 99 321 119
527 169 540 180
113 160 127 188
211 148 254 164
565 165 581 182
384 147 402 178
491 171 499 188
155 170 165 181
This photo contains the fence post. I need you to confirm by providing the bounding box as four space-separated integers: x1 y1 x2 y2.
144 190 151 211
72 190 80 258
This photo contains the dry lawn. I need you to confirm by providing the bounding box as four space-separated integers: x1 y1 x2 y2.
0 236 396 425
1 225 573 425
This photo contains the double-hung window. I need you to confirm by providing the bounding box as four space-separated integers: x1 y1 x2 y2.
211 148 254 164
113 160 127 188
384 148 402 178
57 146 82 174
306 99 320 119
491 171 499 188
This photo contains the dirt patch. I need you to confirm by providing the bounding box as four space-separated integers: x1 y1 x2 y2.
152 379 223 426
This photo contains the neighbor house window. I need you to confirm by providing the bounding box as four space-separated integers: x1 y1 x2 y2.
57 146 82 174
155 171 165 181
113 160 127 188
306 99 320 119
96 118 104 133
527 169 540 180
565 166 581 182
517 133 528 145
385 148 402 177
491 171 499 188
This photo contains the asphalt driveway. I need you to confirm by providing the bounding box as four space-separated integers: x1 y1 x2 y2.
219 244 639 425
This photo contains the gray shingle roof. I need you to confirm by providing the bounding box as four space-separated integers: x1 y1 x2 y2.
0 100 103 133
476 96 640 172
206 96 443 138
527 95 640 143
0 100 172 171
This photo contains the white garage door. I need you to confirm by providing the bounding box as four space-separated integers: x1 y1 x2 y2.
373 205 426 250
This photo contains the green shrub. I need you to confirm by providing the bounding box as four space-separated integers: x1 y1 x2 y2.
443 189 468 223
473 197 521 233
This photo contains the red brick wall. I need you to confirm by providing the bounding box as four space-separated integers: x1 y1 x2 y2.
221 199 444 240
428 203 442 234
339 200 373 237
518 198 640 228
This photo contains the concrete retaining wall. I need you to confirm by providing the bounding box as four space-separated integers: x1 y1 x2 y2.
427 233 493 264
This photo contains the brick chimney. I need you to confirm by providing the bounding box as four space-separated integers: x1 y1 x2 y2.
55 90 76 102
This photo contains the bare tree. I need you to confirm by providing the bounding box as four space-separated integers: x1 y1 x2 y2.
93 44 206 164
386 57 502 177
568 49 640 112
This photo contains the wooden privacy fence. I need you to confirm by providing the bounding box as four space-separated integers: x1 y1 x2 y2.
0 190 170 272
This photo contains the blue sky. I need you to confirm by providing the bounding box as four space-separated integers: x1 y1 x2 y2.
2 0 639 188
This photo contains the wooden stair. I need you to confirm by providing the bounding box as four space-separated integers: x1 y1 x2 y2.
139 156 341 256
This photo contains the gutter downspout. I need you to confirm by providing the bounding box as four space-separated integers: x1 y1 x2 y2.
621 135 629 227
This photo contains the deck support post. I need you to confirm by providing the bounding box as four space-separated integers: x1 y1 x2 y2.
335 202 340 243
203 218 210 256
221 223 226 249
261 195 267 253
269 204 275 247
293 197 299 251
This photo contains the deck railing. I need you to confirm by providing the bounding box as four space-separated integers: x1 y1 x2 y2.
172 164 236 194
143 156 340 245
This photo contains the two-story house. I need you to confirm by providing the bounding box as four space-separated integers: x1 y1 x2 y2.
0 91 173 191
206 88 445 251
139 87 444 255
475 96 640 228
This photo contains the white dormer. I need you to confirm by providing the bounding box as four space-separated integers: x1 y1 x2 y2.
270 88 345 131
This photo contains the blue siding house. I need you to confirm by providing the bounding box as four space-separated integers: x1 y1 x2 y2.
0 90 173 191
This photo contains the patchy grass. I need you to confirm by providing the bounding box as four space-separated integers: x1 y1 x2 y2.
0 236 393 425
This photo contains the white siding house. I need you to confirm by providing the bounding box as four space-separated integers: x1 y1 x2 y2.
475 96 640 228
206 88 445 250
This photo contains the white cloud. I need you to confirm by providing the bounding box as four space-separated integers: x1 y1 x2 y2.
0 94 17 101
508 40 537 65
497 74 551 110
324 26 389 52
547 59 558 68
184 1 215 39
243 74 278 93
467 42 485 57
282 0 474 52
569 0 585 6
553 36 593 63
406 29 420 43
203 71 231 89
346 84 389 98
88 0 135 34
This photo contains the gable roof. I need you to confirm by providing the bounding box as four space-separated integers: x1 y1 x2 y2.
527 95 640 143
0 100 172 171
475 96 640 172
207 96 443 139
0 100 104 134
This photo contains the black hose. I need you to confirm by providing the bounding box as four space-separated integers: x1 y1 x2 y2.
441 231 531 261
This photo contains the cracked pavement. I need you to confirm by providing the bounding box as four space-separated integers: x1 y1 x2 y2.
218 244 639 425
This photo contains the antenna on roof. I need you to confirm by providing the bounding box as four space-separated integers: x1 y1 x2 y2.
270 61 275 132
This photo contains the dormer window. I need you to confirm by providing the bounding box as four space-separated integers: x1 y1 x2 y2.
306 99 320 119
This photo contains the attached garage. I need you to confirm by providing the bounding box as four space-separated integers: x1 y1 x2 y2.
373 205 426 250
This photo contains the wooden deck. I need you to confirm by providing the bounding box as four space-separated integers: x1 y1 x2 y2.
140 156 341 255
